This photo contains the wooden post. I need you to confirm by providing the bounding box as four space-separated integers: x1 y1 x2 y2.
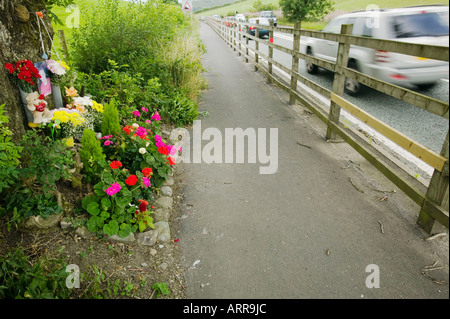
255 19 259 71
238 23 242 56
289 22 301 105
245 25 249 63
326 24 353 140
417 130 449 233
268 20 274 83
58 30 69 60
233 24 236 52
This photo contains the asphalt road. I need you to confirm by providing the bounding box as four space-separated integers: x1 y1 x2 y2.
242 31 449 156
177 23 449 299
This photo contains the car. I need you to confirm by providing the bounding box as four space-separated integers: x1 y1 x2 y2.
235 13 246 23
247 17 270 38
304 5 450 95
225 16 237 28
259 11 277 27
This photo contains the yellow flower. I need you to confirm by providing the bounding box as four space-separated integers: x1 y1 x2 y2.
65 86 78 98
63 136 74 147
59 60 70 71
92 101 104 113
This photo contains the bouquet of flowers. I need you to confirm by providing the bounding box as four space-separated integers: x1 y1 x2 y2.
46 59 70 87
4 60 41 93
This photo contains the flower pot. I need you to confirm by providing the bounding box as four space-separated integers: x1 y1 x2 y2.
18 87 38 127
52 84 64 108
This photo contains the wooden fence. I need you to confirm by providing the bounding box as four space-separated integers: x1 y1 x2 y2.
205 17 449 234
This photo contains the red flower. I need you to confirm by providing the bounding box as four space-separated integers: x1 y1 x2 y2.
138 199 148 212
158 146 169 155
166 157 176 166
142 167 153 177
110 161 123 169
125 175 138 186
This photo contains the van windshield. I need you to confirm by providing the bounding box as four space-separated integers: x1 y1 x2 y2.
393 11 449 38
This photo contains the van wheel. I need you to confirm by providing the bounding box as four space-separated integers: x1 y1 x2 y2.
344 60 362 96
306 47 318 74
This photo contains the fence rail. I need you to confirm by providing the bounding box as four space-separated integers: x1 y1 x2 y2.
205 17 449 233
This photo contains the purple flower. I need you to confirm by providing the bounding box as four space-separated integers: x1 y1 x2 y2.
105 182 121 196
142 177 151 188
151 111 161 121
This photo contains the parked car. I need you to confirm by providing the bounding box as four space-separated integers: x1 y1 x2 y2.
259 10 277 27
225 16 237 28
235 13 246 23
304 5 449 95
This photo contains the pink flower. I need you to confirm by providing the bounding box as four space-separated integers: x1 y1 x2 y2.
104 140 112 146
151 111 161 121
142 177 151 188
155 141 166 148
145 120 151 124
168 145 178 156
141 107 148 112
105 182 121 196
132 110 141 117
154 135 162 142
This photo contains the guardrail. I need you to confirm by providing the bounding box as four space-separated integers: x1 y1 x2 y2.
205 17 449 234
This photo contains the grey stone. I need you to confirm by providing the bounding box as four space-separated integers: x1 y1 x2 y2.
159 262 168 270
136 230 158 246
154 221 171 242
20 213 62 234
108 233 136 244
75 226 95 239
163 178 174 186
154 208 170 222
160 186 173 197
60 221 72 229
150 249 157 256
153 196 173 210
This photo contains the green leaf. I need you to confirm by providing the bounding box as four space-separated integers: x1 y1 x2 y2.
82 195 99 210
86 202 100 216
103 220 119 236
101 197 112 210
118 223 132 238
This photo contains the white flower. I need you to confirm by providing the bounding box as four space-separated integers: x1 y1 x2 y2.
139 148 147 154
46 59 66 76
72 96 93 106
132 123 139 129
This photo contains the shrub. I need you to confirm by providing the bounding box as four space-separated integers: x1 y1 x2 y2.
0 104 22 193
19 130 74 194
0 247 71 299
80 128 106 182
101 99 121 136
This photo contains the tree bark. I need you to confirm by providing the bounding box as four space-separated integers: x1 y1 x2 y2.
0 0 53 142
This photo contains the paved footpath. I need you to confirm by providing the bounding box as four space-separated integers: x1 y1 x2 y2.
177 23 449 299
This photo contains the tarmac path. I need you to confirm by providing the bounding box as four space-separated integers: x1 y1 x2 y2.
176 23 449 299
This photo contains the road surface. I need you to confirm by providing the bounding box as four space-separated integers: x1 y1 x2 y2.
176 22 449 299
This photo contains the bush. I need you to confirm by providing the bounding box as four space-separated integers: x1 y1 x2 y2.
101 99 121 136
19 130 74 194
0 247 71 299
70 0 189 75
80 128 106 182
0 104 22 193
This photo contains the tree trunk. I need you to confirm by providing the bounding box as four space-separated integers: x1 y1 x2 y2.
0 0 53 143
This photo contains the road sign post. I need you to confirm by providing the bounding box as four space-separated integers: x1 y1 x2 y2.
182 0 193 24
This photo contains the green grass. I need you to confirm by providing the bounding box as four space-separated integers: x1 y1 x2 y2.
49 0 129 60
197 0 449 29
